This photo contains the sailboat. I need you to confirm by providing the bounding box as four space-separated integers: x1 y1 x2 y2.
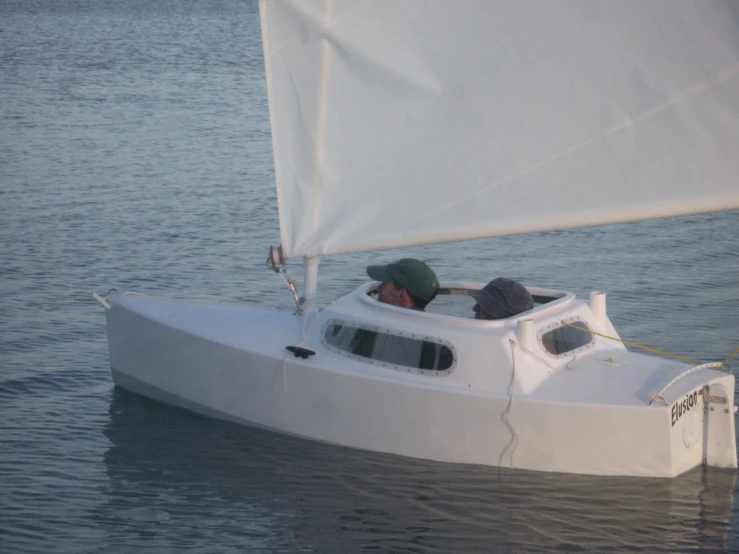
94 0 739 477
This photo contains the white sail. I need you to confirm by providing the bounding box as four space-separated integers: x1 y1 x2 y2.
260 0 739 259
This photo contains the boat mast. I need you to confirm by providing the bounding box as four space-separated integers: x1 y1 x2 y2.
300 1 331 313
302 256 320 312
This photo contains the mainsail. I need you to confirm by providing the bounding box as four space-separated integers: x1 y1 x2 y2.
260 0 739 260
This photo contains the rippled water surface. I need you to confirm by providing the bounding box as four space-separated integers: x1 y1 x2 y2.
2 1 738 552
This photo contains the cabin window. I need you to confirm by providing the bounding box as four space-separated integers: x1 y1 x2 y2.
322 321 456 375
539 319 594 356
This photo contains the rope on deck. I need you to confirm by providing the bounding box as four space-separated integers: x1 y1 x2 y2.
561 322 736 371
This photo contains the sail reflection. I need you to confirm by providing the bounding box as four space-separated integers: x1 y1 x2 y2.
102 389 736 552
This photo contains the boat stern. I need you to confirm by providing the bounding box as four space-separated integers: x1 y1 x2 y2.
667 376 737 475
516 351 738 477
637 367 737 477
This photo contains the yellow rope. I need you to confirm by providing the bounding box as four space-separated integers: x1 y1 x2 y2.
560 322 736 369
721 347 739 369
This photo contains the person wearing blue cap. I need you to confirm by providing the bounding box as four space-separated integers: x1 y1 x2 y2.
366 258 439 310
469 277 533 320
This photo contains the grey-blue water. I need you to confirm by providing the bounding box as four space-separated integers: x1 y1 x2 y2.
2 1 738 552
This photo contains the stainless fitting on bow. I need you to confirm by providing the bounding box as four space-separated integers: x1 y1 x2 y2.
266 245 303 313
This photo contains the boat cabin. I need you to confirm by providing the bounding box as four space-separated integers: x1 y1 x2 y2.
309 282 618 396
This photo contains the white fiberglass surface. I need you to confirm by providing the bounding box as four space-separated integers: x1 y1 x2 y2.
114 294 303 350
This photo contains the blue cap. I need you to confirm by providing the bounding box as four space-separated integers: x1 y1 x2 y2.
469 278 533 319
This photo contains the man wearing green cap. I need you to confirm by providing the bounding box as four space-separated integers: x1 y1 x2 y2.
366 258 439 310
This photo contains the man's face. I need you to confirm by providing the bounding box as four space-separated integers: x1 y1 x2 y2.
377 281 411 308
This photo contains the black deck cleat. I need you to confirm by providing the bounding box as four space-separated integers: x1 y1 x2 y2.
286 346 316 359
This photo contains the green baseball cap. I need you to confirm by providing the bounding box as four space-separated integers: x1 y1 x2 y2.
366 258 439 301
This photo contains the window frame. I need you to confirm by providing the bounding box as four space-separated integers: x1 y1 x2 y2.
537 316 596 358
320 319 458 376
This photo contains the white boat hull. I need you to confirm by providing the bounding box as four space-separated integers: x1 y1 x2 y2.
105 287 737 478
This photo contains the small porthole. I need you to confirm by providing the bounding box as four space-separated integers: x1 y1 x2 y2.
541 320 593 355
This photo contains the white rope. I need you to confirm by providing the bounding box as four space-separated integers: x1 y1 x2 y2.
509 339 558 371
564 351 579 372
499 339 519 469
281 357 288 393
280 312 318 394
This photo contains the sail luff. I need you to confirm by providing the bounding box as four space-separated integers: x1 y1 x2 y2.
258 0 289 253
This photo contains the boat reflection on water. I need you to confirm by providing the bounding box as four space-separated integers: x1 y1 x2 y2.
102 389 737 552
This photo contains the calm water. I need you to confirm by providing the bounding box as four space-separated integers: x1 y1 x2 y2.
2 1 739 552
